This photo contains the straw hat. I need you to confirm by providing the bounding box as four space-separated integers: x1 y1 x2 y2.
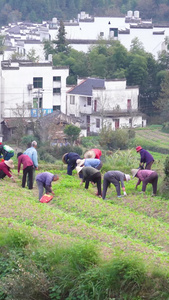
76 159 85 167
4 159 14 169
136 146 142 152
125 174 131 182
62 153 68 164
76 166 83 174
84 150 95 159
131 169 139 178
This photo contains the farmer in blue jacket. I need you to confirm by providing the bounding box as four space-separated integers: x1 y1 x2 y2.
62 152 81 175
136 146 154 170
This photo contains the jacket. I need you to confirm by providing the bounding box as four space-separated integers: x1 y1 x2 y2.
18 154 33 172
24 147 38 168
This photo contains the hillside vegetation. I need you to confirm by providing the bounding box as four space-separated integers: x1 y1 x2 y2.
1 127 169 299
1 0 169 26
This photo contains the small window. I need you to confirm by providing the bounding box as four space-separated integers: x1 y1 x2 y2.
53 105 60 111
33 77 43 88
96 118 100 128
87 97 91 106
53 88 61 94
53 76 61 81
100 32 104 36
70 95 75 104
33 97 42 108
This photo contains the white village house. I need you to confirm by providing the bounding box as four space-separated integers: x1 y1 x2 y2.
67 77 146 136
0 53 69 140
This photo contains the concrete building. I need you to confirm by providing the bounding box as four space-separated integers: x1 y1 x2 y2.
0 53 69 138
67 77 146 136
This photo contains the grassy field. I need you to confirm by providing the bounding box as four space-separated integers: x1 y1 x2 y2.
1 130 169 299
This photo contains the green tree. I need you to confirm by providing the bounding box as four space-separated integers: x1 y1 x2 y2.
64 124 81 145
153 71 169 121
53 20 69 53
27 48 39 62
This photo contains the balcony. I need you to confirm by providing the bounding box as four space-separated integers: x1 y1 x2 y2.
79 105 93 114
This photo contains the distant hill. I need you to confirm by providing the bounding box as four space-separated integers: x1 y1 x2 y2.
0 0 169 26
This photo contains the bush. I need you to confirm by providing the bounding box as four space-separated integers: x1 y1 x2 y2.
99 128 129 150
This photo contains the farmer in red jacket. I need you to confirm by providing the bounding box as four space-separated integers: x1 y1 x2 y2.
17 152 34 189
84 148 102 159
0 159 15 182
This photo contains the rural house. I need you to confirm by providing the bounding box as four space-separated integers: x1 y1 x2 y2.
0 53 69 138
67 77 146 136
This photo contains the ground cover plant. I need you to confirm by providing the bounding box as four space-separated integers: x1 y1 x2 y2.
1 129 169 299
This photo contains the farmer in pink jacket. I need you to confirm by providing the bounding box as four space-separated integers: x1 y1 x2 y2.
131 168 158 196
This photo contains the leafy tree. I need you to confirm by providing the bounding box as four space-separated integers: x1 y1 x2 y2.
153 71 169 121
53 20 69 53
64 124 81 145
27 48 39 62
130 37 145 55
126 54 148 86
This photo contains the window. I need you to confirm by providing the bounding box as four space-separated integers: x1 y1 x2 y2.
53 88 61 94
100 32 104 36
53 76 61 81
94 99 97 112
70 95 75 104
53 105 61 111
33 77 43 88
33 97 42 108
127 99 132 110
96 118 100 128
87 97 91 106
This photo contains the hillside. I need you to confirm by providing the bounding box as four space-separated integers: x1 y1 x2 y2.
1 136 169 298
1 0 169 26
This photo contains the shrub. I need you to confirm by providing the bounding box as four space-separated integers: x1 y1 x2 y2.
164 156 169 177
99 127 129 150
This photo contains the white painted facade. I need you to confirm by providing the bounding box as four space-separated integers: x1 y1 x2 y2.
0 54 69 120
1 11 169 61
67 78 145 135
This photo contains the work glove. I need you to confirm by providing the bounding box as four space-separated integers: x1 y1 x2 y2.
123 191 127 196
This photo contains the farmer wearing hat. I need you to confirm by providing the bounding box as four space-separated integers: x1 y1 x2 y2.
76 158 102 184
84 148 102 159
102 171 131 199
76 165 102 197
136 146 154 170
62 152 81 175
0 159 15 182
131 168 158 196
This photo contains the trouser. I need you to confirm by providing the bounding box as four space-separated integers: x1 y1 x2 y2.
87 172 102 196
102 173 121 199
22 166 33 189
67 163 76 175
142 172 158 194
27 167 36 187
0 170 6 179
145 160 154 170
36 180 47 200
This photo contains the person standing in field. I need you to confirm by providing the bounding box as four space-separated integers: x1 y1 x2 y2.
131 168 158 196
136 146 154 170
24 140 38 186
102 171 131 199
17 152 34 189
36 172 59 200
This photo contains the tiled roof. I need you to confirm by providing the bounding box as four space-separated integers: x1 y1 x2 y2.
67 77 105 96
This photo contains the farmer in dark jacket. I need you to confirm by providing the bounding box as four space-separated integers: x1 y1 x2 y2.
131 168 158 196
0 143 14 161
62 152 81 175
76 166 102 197
136 146 154 170
102 171 131 199
36 172 59 200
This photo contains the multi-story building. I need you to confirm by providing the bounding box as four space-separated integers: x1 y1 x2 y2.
67 77 146 136
0 53 69 139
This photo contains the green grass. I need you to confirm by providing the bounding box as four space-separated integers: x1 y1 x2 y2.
1 129 169 299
